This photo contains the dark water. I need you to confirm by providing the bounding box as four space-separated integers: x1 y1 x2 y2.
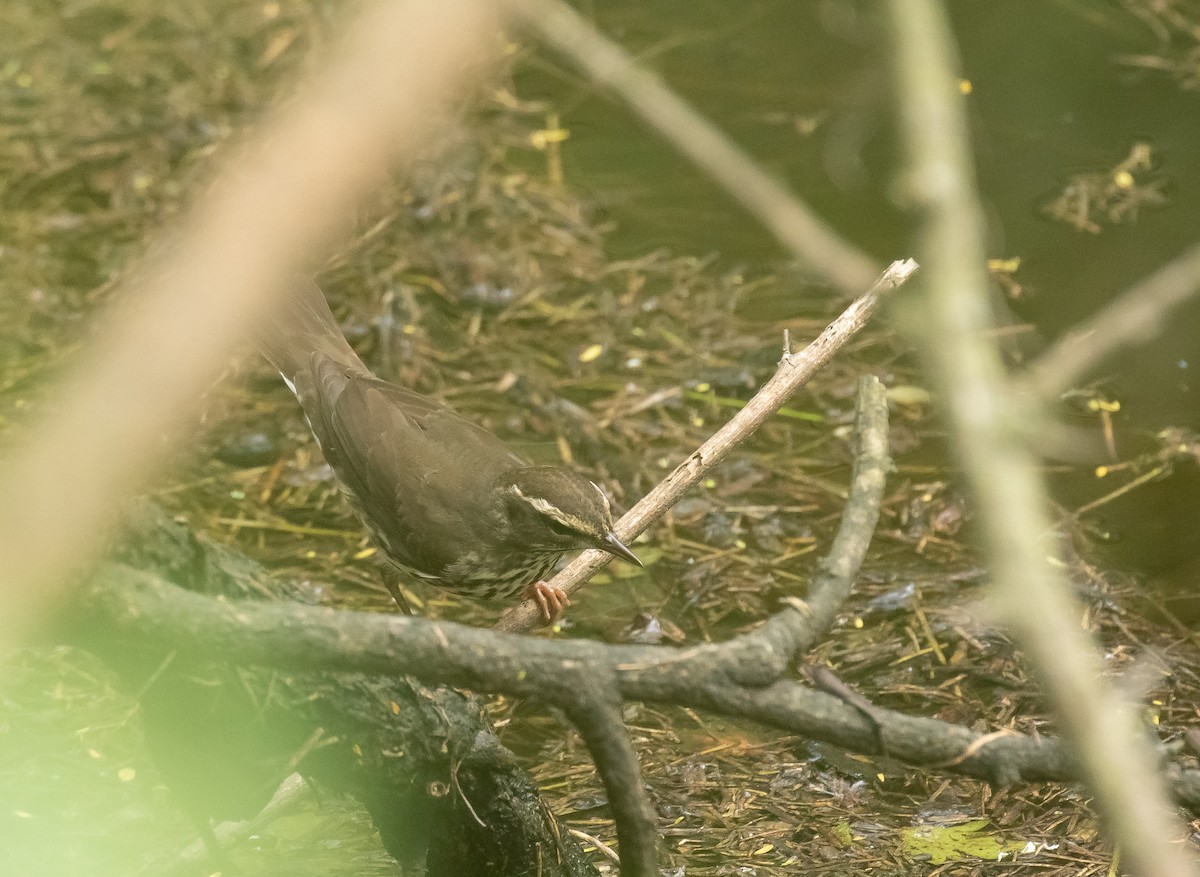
518 1 1199 391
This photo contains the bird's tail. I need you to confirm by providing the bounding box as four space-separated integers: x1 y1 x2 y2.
256 278 368 383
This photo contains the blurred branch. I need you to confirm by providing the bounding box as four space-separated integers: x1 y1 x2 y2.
1023 239 1200 400
496 260 916 634
0 0 500 652
506 0 881 292
882 3 1196 877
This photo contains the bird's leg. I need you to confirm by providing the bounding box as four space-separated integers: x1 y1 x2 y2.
526 580 570 622
381 565 415 615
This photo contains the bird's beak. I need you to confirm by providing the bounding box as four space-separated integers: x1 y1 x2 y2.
600 532 642 567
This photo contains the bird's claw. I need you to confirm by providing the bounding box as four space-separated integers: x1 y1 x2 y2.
527 580 570 623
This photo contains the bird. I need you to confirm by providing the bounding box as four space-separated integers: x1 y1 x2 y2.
257 278 641 621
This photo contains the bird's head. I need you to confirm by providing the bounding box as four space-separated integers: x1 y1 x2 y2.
498 466 641 565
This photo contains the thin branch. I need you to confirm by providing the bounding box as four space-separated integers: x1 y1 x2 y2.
565 697 657 877
883 3 1195 876
505 0 881 292
793 374 891 652
495 260 916 634
0 0 500 652
1022 238 1200 401
567 830 620 866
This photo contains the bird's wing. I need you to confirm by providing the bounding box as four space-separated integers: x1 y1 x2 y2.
310 359 524 573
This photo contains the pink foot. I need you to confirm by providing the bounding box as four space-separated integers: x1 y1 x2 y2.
526 580 570 623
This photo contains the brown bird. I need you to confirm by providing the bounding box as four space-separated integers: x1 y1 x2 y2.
258 278 640 620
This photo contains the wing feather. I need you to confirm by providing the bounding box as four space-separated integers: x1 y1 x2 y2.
300 355 525 575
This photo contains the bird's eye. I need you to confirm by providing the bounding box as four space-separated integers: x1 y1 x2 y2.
546 518 577 537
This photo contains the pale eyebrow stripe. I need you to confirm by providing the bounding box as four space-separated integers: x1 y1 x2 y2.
509 484 594 533
589 480 611 514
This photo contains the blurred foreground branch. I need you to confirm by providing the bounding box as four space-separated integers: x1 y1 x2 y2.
1023 238 1200 401
0 0 499 652
883 3 1196 876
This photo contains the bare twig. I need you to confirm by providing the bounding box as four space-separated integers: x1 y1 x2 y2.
0 0 499 651
792 372 892 652
505 0 881 292
1023 238 1200 401
567 829 620 866
495 260 916 634
883 3 1195 876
